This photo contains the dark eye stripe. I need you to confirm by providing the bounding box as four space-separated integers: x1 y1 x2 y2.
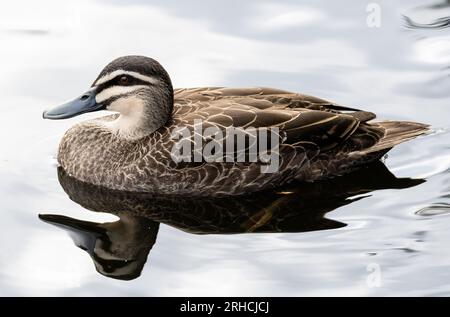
95 75 153 94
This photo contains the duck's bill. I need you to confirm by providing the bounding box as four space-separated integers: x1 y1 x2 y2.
39 214 103 255
42 87 105 120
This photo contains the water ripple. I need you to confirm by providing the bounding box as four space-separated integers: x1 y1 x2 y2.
416 203 450 216
403 15 450 30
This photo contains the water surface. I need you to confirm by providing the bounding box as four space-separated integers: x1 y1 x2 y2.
0 0 449 296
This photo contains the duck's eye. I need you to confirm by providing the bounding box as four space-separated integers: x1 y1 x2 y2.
119 76 129 85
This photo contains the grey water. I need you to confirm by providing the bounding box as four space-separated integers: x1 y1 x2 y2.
0 0 449 296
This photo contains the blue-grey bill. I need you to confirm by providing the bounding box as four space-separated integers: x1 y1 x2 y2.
43 87 104 120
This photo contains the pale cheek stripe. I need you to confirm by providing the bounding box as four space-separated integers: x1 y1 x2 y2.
94 69 159 85
95 85 148 103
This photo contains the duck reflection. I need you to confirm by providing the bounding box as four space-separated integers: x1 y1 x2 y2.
40 162 424 280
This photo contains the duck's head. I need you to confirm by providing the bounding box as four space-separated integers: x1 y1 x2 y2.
39 213 159 281
43 55 174 139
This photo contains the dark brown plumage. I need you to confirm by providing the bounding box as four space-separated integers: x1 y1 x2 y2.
46 56 429 196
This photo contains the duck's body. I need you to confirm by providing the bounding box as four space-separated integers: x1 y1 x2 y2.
45 56 429 196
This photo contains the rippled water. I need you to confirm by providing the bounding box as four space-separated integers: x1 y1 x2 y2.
0 0 449 296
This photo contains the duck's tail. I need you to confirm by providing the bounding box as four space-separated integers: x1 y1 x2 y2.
360 121 430 156
299 120 429 181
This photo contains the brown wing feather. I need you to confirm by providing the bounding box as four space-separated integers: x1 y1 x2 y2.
172 87 428 164
175 87 361 113
173 87 367 155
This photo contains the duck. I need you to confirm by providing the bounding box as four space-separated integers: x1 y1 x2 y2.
43 55 429 196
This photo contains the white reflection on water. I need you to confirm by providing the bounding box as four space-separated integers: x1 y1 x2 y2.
249 3 326 30
413 36 450 64
0 0 449 296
